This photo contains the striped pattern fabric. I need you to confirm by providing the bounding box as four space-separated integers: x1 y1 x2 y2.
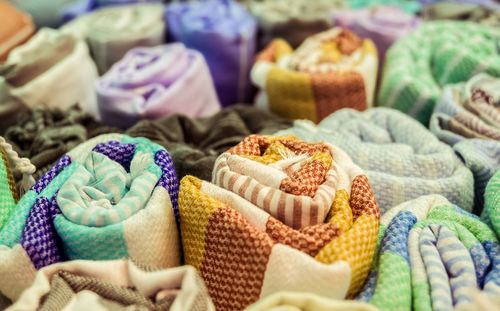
0 146 19 232
251 28 378 123
0 134 180 302
356 195 500 311
484 170 500 239
378 21 500 125
179 135 380 310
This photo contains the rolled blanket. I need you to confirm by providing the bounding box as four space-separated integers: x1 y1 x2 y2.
0 134 180 301
96 43 220 129
62 4 165 75
126 104 292 181
356 195 500 311
430 73 500 214
246 0 345 49
347 0 421 13
9 260 214 311
179 135 380 310
0 28 99 131
484 170 500 239
420 2 500 27
251 28 378 123
275 108 474 214
0 1 34 61
378 20 500 125
165 0 257 106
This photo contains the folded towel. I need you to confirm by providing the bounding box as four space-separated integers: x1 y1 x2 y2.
62 4 165 75
429 73 500 214
0 28 99 130
484 170 500 239
165 0 257 106
246 0 344 49
179 135 379 310
275 108 474 215
347 0 420 13
126 104 292 181
420 2 500 27
96 43 220 129
251 28 378 123
0 134 180 301
378 21 500 125
0 1 34 61
9 260 214 311
356 195 500 311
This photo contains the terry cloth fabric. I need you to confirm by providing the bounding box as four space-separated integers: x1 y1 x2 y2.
356 195 500 311
96 43 220 129
126 104 293 182
251 28 378 123
165 0 257 107
275 108 475 215
347 0 421 13
8 260 214 311
0 28 99 129
0 134 181 302
62 3 165 75
420 2 500 27
246 291 379 311
378 20 500 125
179 134 380 310
429 73 500 214
246 0 345 49
484 170 500 240
0 1 34 61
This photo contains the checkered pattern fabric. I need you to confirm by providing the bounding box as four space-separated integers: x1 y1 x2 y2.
0 146 19 231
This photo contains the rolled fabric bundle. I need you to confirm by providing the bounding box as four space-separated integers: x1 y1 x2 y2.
126 104 292 181
0 28 99 130
429 73 500 214
275 108 474 215
9 260 214 310
0 1 34 61
347 0 421 13
378 21 500 125
165 0 257 106
179 135 380 310
62 4 165 75
246 0 345 49
420 2 500 27
356 195 500 311
0 134 181 301
251 28 378 123
484 170 500 239
96 43 220 129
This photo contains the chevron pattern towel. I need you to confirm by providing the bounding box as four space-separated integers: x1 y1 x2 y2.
179 135 380 310
251 28 378 123
0 134 180 301
378 21 500 125
484 170 500 240
356 195 500 311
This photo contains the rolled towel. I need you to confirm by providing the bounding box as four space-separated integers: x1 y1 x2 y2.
429 73 500 214
275 107 474 214
0 1 34 61
9 260 214 310
251 28 378 123
347 0 421 13
165 0 257 106
378 21 500 125
96 43 220 129
179 135 380 310
246 0 345 49
420 2 500 27
62 3 165 75
0 134 180 301
0 28 99 131
484 170 500 240
356 195 500 311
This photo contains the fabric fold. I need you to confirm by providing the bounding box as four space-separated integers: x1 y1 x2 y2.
0 0 34 61
420 2 500 27
484 170 500 240
347 0 421 13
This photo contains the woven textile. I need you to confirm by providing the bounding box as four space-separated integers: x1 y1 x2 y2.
378 20 500 125
251 28 378 123
165 0 257 107
96 43 220 129
429 73 500 214
356 195 500 311
0 146 19 232
275 108 474 215
484 170 500 240
62 4 165 75
420 2 500 27
0 0 34 61
179 134 380 310
0 134 180 301
9 260 214 311
347 0 420 13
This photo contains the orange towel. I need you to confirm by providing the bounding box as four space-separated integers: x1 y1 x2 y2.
0 1 34 61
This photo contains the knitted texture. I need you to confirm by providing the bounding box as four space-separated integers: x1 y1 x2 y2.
0 147 18 232
179 135 380 310
378 21 500 125
430 73 500 214
356 195 500 311
276 108 474 215
0 0 34 61
0 134 180 301
251 28 378 123
484 170 500 240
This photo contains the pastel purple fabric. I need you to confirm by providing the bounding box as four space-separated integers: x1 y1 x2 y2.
96 43 221 129
61 0 162 22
